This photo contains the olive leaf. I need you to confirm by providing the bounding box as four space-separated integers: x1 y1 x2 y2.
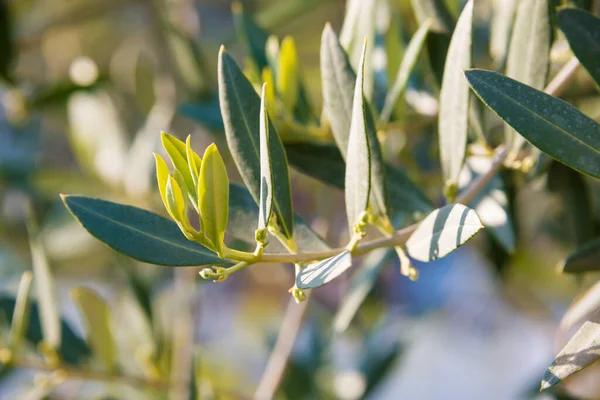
277 36 299 113
296 251 352 289
258 83 273 231
559 8 600 88
161 132 197 204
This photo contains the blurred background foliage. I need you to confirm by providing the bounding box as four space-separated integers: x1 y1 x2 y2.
1 0 600 398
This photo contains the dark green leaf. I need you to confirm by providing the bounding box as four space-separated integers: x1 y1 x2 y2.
345 40 371 232
562 237 600 274
296 251 352 289
504 0 551 153
541 309 600 391
218 48 294 238
406 203 484 262
559 8 600 87
465 69 600 178
62 196 226 266
232 2 269 72
438 0 473 189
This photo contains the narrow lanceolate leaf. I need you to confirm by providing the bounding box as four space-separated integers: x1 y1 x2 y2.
406 204 484 262
345 40 371 233
218 48 294 238
9 272 33 349
186 136 201 188
166 175 186 223
258 84 273 230
504 0 551 153
277 36 299 112
296 251 352 289
410 0 454 33
489 0 518 64
559 8 600 87
562 237 600 274
438 0 473 190
380 19 432 123
199 144 229 253
154 154 174 219
161 132 197 204
62 196 225 266
71 287 116 371
26 216 61 350
466 69 600 178
541 310 600 391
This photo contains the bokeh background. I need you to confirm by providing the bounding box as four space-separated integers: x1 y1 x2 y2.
2 0 600 399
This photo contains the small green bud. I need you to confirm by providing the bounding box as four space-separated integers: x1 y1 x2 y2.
255 227 268 243
289 287 306 303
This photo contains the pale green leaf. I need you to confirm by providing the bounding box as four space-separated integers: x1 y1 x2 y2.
345 39 371 233
258 84 273 231
218 48 294 238
166 175 186 223
71 287 117 371
406 203 484 262
199 144 229 254
465 69 600 178
154 153 174 219
380 19 432 123
9 272 33 349
438 0 473 190
186 135 201 188
504 0 551 153
296 251 352 289
161 132 197 204
489 0 518 64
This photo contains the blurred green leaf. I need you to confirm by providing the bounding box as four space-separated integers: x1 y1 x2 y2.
489 0 518 64
410 0 454 33
333 248 393 332
359 328 402 397
296 251 352 289
406 203 484 262
199 144 229 254
0 296 91 365
232 2 269 72
0 0 14 82
9 272 33 350
62 196 226 266
504 0 551 153
178 99 224 131
26 214 61 351
438 0 473 193
71 287 117 371
345 40 371 233
277 37 299 113
559 8 600 87
258 84 273 231
541 309 600 391
380 19 432 124
562 237 600 273
218 48 294 239
466 69 600 178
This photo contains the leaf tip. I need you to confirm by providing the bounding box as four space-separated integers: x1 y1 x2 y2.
219 45 226 56
231 1 242 14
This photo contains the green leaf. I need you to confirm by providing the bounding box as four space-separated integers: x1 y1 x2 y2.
218 48 294 238
62 196 225 266
296 251 352 289
380 19 432 123
232 2 269 72
198 144 229 254
71 287 117 371
465 69 600 178
541 309 600 391
166 175 186 224
406 203 484 262
26 214 61 350
559 8 600 88
333 248 393 332
562 237 600 274
186 136 201 188
258 84 273 231
285 142 434 219
277 36 299 113
9 272 33 349
504 0 551 153
161 132 197 204
438 0 473 190
345 39 371 233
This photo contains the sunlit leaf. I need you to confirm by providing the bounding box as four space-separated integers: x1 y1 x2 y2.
296 251 352 289
198 144 229 254
541 309 600 391
406 203 484 262
62 196 225 266
438 0 473 192
71 287 117 371
258 84 273 231
154 153 174 219
465 69 600 178
380 19 432 123
26 214 61 350
218 48 294 238
559 8 600 87
504 0 551 153
345 40 371 233
161 132 197 204
562 237 600 274
186 136 201 188
277 36 299 113
166 175 186 224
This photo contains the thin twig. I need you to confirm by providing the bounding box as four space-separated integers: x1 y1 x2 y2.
544 57 580 97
